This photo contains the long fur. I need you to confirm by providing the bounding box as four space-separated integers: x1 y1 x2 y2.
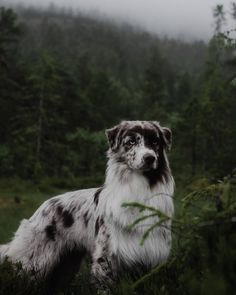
0 120 174 292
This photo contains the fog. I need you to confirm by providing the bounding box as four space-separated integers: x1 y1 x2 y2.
5 0 235 40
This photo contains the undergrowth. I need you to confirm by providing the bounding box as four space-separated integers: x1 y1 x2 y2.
0 171 235 294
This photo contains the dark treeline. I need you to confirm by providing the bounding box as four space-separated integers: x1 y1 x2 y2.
0 4 235 183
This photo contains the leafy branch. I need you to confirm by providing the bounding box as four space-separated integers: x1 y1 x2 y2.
122 201 171 245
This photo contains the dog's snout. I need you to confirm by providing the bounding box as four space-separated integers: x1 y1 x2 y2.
143 154 155 165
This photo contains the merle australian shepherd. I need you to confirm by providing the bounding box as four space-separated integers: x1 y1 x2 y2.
0 120 174 292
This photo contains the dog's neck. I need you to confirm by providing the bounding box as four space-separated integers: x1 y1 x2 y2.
105 157 135 186
101 155 174 227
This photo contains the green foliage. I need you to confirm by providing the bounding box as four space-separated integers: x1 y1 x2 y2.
213 5 226 33
0 260 41 295
121 172 236 295
66 128 107 177
0 7 21 59
0 7 23 146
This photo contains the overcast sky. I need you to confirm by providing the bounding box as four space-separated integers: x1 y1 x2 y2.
7 0 235 40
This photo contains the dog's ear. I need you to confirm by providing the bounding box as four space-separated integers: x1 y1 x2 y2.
105 124 120 150
152 121 172 150
161 127 172 150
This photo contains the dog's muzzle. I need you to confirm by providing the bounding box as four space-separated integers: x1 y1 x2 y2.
141 153 157 170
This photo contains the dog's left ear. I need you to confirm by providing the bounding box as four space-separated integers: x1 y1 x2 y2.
105 124 120 150
152 121 172 150
161 127 172 150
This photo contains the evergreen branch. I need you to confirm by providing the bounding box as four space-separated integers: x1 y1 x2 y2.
122 201 168 218
122 201 157 212
127 213 158 230
140 217 170 245
132 258 176 289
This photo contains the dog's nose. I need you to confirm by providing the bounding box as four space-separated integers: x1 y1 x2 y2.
143 154 155 165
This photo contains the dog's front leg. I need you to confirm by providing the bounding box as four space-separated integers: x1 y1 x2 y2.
90 218 117 294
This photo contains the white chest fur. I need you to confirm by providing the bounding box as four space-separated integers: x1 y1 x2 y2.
98 165 174 267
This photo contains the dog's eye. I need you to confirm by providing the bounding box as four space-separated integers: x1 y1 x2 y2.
152 138 159 146
126 138 136 146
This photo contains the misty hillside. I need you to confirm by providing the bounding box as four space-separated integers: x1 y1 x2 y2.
14 4 207 82
0 3 235 180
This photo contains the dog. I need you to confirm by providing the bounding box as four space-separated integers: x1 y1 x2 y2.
0 120 174 292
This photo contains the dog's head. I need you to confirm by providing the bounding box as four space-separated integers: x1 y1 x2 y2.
106 121 172 173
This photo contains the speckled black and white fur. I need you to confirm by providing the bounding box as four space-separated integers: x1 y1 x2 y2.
0 120 174 293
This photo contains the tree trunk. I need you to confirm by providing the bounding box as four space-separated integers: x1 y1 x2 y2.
35 84 44 176
191 125 197 176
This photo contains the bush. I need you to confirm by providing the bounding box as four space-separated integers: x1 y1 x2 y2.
126 171 236 295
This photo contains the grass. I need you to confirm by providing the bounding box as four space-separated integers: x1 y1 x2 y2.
0 178 65 243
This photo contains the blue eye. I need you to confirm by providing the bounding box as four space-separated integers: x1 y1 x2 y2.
127 138 136 145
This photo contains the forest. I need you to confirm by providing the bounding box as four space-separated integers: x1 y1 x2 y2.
0 2 236 295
